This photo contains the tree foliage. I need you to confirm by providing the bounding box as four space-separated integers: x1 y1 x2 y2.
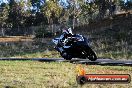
41 0 62 24
0 3 9 27
0 3 9 36
0 0 131 35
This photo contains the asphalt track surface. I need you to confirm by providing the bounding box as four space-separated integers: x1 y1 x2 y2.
0 58 132 66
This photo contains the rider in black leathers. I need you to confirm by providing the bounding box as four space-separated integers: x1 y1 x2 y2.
55 27 73 53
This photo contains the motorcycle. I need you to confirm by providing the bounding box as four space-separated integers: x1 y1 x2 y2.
52 34 97 61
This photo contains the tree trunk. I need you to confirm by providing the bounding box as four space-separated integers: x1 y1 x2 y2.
1 28 5 37
73 17 75 29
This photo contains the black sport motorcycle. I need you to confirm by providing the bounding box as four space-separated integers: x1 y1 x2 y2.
52 34 97 61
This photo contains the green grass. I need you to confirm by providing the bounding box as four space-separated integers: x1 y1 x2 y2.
0 40 60 58
73 15 132 60
0 37 131 59
10 50 61 58
0 61 131 88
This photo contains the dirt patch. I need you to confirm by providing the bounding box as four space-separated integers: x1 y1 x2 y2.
0 36 33 42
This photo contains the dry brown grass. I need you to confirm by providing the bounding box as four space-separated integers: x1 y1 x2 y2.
0 61 131 88
0 36 33 42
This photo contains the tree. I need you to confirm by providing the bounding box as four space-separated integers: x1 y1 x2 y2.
125 0 132 11
0 3 9 36
41 0 62 24
30 0 46 13
8 0 27 28
64 0 98 27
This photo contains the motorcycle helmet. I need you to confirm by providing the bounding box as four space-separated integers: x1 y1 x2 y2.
62 27 73 35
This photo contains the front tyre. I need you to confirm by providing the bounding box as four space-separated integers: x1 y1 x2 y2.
86 47 97 61
87 51 97 61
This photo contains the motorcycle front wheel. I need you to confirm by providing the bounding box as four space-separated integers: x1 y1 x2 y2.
85 47 97 61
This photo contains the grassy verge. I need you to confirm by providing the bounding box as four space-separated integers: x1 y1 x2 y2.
10 50 61 58
0 61 131 88
0 38 61 58
74 15 132 60
0 37 131 59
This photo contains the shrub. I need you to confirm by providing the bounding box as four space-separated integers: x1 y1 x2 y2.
35 26 53 38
